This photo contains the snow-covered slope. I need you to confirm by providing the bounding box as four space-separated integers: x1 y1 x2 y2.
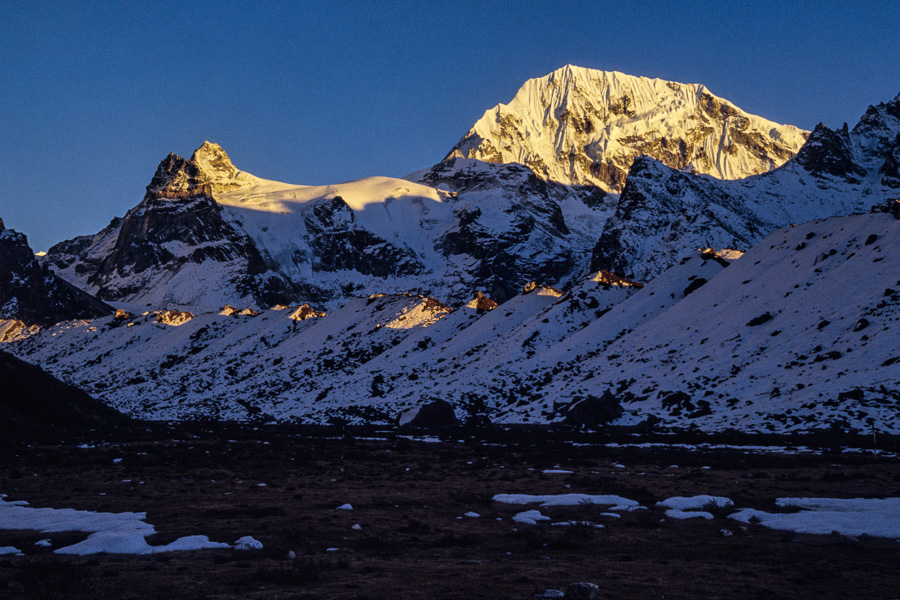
591 92 900 281
45 143 612 309
446 65 808 191
534 209 900 432
7 209 897 433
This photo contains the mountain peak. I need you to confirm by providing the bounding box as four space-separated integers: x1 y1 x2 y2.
145 142 255 201
190 141 240 183
445 66 808 192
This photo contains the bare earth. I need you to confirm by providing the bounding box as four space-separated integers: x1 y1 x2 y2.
1 425 898 600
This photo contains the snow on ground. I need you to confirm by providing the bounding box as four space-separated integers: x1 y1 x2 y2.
233 536 264 550
551 521 604 528
730 497 900 539
512 510 550 525
0 496 243 555
657 496 734 511
0 547 22 556
493 493 640 511
665 510 714 520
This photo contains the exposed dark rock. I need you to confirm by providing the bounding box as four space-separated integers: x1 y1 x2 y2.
305 197 424 278
747 313 774 327
398 399 459 428
795 123 864 181
469 291 498 312
563 582 600 600
564 391 623 427
0 225 112 326
682 277 708 297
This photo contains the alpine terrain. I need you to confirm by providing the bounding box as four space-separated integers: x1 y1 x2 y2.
445 65 808 191
4 68 898 435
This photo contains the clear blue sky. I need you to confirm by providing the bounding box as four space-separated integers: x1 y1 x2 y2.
1 0 897 251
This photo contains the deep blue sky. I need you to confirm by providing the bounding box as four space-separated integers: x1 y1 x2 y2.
1 1 897 251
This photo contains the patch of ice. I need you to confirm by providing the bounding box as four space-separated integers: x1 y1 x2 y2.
512 509 551 525
0 496 233 555
657 495 734 511
493 493 639 511
336 504 353 511
464 512 480 518
233 536 264 550
34 539 52 547
542 469 573 474
0 546 22 556
665 509 714 520
729 497 900 539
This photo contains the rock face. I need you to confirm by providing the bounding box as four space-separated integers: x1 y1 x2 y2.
45 143 301 309
591 92 900 281
46 144 614 308
0 222 112 326
446 65 808 192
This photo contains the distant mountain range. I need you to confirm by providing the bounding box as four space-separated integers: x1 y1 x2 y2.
2 66 898 433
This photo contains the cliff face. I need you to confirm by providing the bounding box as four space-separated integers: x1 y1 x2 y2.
0 222 112 326
446 65 808 192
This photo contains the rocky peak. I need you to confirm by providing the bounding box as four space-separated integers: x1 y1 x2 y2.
191 141 241 185
444 65 808 192
794 123 862 181
145 142 253 201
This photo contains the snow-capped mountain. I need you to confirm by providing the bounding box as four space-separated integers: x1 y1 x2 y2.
0 218 112 329
8 207 898 433
591 92 900 280
45 142 613 309
445 65 808 191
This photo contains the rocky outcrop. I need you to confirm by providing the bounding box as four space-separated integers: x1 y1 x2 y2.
0 222 112 326
145 141 255 200
419 158 610 302
398 399 459 428
794 123 864 181
305 197 425 278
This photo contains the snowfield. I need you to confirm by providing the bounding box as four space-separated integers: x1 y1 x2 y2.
5 210 899 433
0 495 250 555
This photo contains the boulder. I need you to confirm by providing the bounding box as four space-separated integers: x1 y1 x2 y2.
564 582 600 600
398 399 459 428
468 291 498 312
564 391 623 427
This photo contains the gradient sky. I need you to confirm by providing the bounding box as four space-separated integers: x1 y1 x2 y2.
1 1 897 251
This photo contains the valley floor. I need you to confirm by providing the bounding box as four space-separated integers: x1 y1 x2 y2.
1 425 898 599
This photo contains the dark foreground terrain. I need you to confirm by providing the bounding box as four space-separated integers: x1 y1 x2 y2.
1 425 898 599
